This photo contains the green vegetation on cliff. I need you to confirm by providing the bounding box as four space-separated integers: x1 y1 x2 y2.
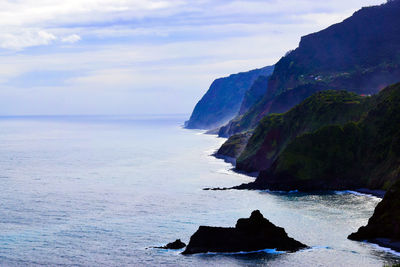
216 132 252 159
252 83 400 191
234 90 370 172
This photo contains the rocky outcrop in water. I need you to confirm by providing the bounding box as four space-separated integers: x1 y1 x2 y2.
182 210 307 254
348 180 400 252
156 239 186 250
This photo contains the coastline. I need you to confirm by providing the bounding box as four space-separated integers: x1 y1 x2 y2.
343 189 386 198
367 239 400 255
212 153 259 177
186 127 400 265
203 131 387 199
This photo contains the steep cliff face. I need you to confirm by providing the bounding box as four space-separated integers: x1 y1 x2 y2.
216 132 252 159
246 83 400 192
235 91 370 172
220 0 400 136
218 84 329 137
268 1 400 98
238 75 270 115
348 180 400 252
185 66 274 130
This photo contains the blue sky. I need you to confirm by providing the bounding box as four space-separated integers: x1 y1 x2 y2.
0 0 385 115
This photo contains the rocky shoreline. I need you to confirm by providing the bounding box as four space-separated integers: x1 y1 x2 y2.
186 0 400 258
348 181 400 252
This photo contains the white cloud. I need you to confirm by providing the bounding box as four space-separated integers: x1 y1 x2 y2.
0 29 56 50
61 34 81 43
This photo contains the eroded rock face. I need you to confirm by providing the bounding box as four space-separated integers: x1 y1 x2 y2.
182 210 307 254
348 181 400 252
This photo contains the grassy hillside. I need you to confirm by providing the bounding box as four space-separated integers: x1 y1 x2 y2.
250 83 400 192
234 90 370 172
216 132 252 159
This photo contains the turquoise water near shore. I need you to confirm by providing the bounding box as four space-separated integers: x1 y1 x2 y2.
0 115 399 266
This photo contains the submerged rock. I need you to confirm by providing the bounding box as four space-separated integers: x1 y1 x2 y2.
182 210 307 254
156 239 186 250
348 181 400 252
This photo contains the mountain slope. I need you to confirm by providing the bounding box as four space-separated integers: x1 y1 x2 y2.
235 91 370 172
243 83 400 192
238 75 270 115
220 0 400 136
185 66 274 129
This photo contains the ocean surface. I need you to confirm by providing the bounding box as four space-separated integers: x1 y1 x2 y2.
0 115 399 267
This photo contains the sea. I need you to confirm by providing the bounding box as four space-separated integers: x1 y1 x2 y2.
0 115 399 266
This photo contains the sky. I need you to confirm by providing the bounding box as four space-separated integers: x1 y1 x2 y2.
0 0 385 116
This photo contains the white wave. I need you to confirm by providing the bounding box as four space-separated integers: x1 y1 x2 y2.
203 248 285 255
368 242 400 256
215 169 232 175
334 190 382 199
260 189 300 195
306 246 332 250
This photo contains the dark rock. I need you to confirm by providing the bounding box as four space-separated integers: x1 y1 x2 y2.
182 210 307 254
348 180 400 252
156 239 186 250
203 187 230 191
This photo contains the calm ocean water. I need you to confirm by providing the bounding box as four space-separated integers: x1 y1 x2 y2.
0 115 399 266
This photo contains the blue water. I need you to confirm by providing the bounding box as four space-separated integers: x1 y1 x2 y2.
0 115 399 266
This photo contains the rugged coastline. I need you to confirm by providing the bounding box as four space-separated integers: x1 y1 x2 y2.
186 0 400 259
348 180 400 252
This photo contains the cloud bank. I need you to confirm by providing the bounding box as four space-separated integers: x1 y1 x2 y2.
0 0 385 115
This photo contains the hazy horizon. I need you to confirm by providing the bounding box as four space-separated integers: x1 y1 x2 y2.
0 0 385 116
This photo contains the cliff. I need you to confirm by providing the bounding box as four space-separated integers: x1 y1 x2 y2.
185 66 274 129
348 180 400 252
220 0 400 137
235 91 370 172
240 83 400 192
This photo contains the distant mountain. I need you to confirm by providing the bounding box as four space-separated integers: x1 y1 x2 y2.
240 82 400 192
185 66 274 130
221 0 400 136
